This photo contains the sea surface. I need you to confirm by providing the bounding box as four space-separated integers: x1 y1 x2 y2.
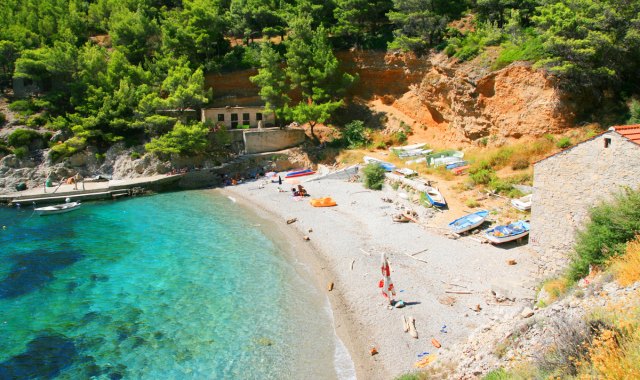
0 190 354 379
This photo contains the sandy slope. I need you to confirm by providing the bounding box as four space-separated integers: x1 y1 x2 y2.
222 176 540 379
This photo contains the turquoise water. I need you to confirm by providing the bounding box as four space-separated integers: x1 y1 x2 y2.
0 191 350 379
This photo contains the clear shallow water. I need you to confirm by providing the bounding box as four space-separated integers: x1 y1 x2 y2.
0 191 348 379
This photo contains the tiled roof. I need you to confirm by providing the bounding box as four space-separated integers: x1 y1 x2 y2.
611 124 640 145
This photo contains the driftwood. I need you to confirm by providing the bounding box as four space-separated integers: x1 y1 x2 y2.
409 248 429 256
403 251 428 264
445 290 472 295
359 248 372 256
350 259 356 270
440 281 468 289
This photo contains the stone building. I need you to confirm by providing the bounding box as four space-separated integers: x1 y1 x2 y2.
201 106 275 129
530 125 640 255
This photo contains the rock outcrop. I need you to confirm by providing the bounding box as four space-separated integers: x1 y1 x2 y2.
396 54 576 144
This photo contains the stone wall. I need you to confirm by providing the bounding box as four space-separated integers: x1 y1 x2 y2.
242 129 306 154
530 132 640 255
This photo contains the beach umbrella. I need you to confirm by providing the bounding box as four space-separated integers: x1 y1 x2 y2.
379 252 396 304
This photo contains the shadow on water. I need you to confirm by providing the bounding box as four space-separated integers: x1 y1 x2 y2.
0 247 84 299
0 334 77 379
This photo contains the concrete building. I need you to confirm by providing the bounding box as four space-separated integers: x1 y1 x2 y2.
530 125 640 255
201 106 275 129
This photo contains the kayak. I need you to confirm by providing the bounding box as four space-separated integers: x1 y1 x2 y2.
286 170 316 178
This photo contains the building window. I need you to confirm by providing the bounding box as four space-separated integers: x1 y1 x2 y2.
230 113 238 128
242 113 250 122
217 114 224 122
604 137 611 148
231 121 238 128
256 113 263 121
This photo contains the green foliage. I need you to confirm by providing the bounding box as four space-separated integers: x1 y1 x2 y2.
363 163 386 190
388 0 467 54
12 146 28 158
470 168 495 185
628 99 640 124
130 152 141 159
493 32 544 69
445 21 504 61
145 122 209 155
343 120 370 148
556 137 571 149
49 136 87 162
0 111 5 124
511 158 530 170
8 100 35 115
569 188 640 281
483 368 510 380
250 44 289 125
7 128 41 147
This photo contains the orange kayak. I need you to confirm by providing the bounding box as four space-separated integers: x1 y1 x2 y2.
310 197 337 207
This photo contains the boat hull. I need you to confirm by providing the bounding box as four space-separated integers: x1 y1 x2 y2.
35 202 81 215
425 188 446 208
485 230 529 244
285 171 316 178
448 210 489 234
484 221 530 244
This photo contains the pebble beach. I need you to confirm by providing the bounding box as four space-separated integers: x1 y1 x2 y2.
221 175 542 379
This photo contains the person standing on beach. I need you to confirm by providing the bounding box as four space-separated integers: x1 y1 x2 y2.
278 175 282 185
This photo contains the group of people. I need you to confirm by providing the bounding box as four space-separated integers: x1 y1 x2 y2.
292 185 309 197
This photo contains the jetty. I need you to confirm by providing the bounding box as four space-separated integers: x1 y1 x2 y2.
0 174 184 205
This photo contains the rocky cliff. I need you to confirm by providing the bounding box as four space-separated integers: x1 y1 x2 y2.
393 53 576 144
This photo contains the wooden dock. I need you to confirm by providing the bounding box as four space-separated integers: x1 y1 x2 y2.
0 174 184 205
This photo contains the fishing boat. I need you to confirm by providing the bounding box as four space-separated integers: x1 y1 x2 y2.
285 169 315 178
511 194 533 211
35 201 81 215
363 156 396 172
424 187 447 208
448 210 489 234
484 220 530 244
394 168 418 177
445 160 469 170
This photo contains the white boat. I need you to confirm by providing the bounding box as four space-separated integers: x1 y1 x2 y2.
448 210 489 234
484 221 530 244
428 151 464 167
35 201 81 215
511 194 533 211
389 143 427 152
394 168 418 177
431 156 465 168
424 187 446 208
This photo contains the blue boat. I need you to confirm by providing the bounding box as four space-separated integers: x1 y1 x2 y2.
286 169 313 178
484 220 530 244
448 210 489 234
445 160 469 170
424 187 446 208
363 156 396 172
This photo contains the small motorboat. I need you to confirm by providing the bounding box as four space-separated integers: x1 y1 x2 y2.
363 156 396 172
445 160 469 170
424 187 446 208
448 210 489 234
511 194 533 211
35 201 81 215
484 220 530 244
393 168 418 177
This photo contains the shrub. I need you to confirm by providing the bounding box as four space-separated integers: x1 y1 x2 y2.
12 146 28 158
511 158 530 170
363 163 386 190
49 136 87 162
556 137 572 149
8 99 34 115
0 111 5 124
540 277 570 304
466 198 480 208
489 147 514 168
609 236 640 286
130 152 141 159
26 113 47 127
493 33 544 70
7 128 41 147
569 188 640 281
145 122 209 155
343 120 369 148
470 168 495 185
95 153 106 162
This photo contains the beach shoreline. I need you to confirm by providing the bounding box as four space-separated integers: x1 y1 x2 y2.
221 177 541 379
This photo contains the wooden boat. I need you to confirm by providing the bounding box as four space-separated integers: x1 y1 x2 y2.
484 220 530 244
285 169 315 178
424 187 447 208
511 194 533 211
451 165 470 175
448 210 489 234
363 156 396 172
35 201 81 215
